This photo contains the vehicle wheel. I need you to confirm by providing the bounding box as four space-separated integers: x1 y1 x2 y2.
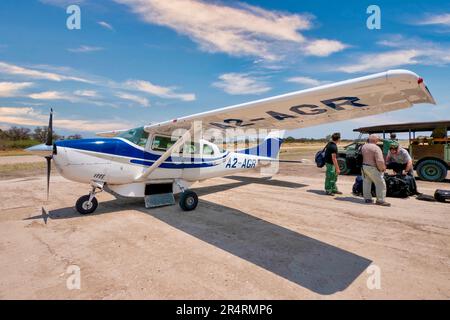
337 157 351 175
76 195 98 214
179 190 198 211
417 160 448 182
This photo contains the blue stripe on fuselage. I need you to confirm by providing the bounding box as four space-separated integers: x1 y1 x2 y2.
55 138 225 168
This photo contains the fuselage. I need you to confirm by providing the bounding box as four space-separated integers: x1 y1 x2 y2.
50 131 282 197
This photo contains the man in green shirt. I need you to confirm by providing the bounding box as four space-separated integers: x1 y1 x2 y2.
382 133 397 158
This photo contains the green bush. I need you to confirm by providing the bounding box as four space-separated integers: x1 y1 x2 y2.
0 139 41 150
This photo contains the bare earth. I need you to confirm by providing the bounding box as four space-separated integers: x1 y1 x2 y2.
0 152 449 299
0 155 41 165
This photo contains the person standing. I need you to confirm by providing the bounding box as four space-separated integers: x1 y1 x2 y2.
361 134 391 206
324 133 343 196
382 132 397 158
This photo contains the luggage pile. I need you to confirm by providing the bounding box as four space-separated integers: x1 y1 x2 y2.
352 173 417 198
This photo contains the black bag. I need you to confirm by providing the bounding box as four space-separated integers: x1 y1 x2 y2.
352 175 376 197
352 175 363 196
385 174 417 198
434 189 450 203
315 143 329 168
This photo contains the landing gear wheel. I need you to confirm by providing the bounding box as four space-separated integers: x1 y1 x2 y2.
179 190 198 211
76 195 98 215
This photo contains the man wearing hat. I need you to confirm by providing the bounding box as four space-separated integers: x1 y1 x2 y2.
386 141 418 194
385 141 413 175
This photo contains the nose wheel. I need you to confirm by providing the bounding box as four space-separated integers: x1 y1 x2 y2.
76 195 98 214
75 181 104 215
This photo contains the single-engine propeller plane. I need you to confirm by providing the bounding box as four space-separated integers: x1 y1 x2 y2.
26 70 435 214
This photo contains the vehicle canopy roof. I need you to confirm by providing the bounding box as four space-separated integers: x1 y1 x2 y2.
353 120 450 134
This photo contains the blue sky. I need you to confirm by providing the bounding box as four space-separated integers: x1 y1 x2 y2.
0 0 449 138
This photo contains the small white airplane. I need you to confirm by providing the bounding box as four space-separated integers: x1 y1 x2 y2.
26 70 435 214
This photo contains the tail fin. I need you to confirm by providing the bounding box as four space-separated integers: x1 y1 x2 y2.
238 130 284 159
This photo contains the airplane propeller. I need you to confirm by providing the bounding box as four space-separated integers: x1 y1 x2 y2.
25 108 54 201
45 108 53 201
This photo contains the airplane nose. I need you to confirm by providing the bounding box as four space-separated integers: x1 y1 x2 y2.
26 143 54 157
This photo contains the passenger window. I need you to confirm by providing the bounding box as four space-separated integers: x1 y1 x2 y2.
203 144 214 156
180 142 200 155
152 135 175 152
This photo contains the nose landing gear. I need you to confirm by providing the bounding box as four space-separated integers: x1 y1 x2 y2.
76 181 104 215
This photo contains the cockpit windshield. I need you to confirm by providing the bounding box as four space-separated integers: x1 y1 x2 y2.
117 127 149 147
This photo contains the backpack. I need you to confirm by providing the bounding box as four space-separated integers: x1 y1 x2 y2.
352 176 364 196
315 143 329 168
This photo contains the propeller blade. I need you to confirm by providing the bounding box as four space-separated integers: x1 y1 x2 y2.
45 156 51 201
46 108 53 146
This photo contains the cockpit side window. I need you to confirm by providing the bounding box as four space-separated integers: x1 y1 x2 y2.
117 127 149 147
151 135 175 152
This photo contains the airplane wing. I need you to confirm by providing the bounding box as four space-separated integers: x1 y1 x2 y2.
144 70 435 135
96 128 132 137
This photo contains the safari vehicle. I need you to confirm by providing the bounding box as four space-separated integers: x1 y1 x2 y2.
341 121 450 182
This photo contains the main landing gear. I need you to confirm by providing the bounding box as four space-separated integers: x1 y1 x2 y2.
76 181 104 215
179 190 198 211
75 180 199 214
175 179 198 211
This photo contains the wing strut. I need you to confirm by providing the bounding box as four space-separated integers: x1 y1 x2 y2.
134 125 197 181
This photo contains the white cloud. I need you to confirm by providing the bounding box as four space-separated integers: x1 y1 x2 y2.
0 107 130 132
0 82 33 97
285 76 324 87
416 13 450 26
98 21 114 30
39 0 85 7
28 91 70 101
27 90 115 107
212 73 271 95
304 39 347 57
338 50 420 73
338 35 450 73
114 0 346 60
115 92 150 107
68 45 104 53
74 90 99 98
125 79 195 101
0 61 90 83
0 60 196 107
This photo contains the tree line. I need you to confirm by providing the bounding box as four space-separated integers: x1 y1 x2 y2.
284 136 345 143
0 126 82 143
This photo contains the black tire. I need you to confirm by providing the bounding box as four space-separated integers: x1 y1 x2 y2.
416 160 448 182
337 157 351 175
76 195 98 214
179 190 198 211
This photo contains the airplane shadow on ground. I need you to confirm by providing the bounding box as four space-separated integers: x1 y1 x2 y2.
27 176 371 295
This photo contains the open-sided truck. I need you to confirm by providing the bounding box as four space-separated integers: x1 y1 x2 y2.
338 120 450 182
